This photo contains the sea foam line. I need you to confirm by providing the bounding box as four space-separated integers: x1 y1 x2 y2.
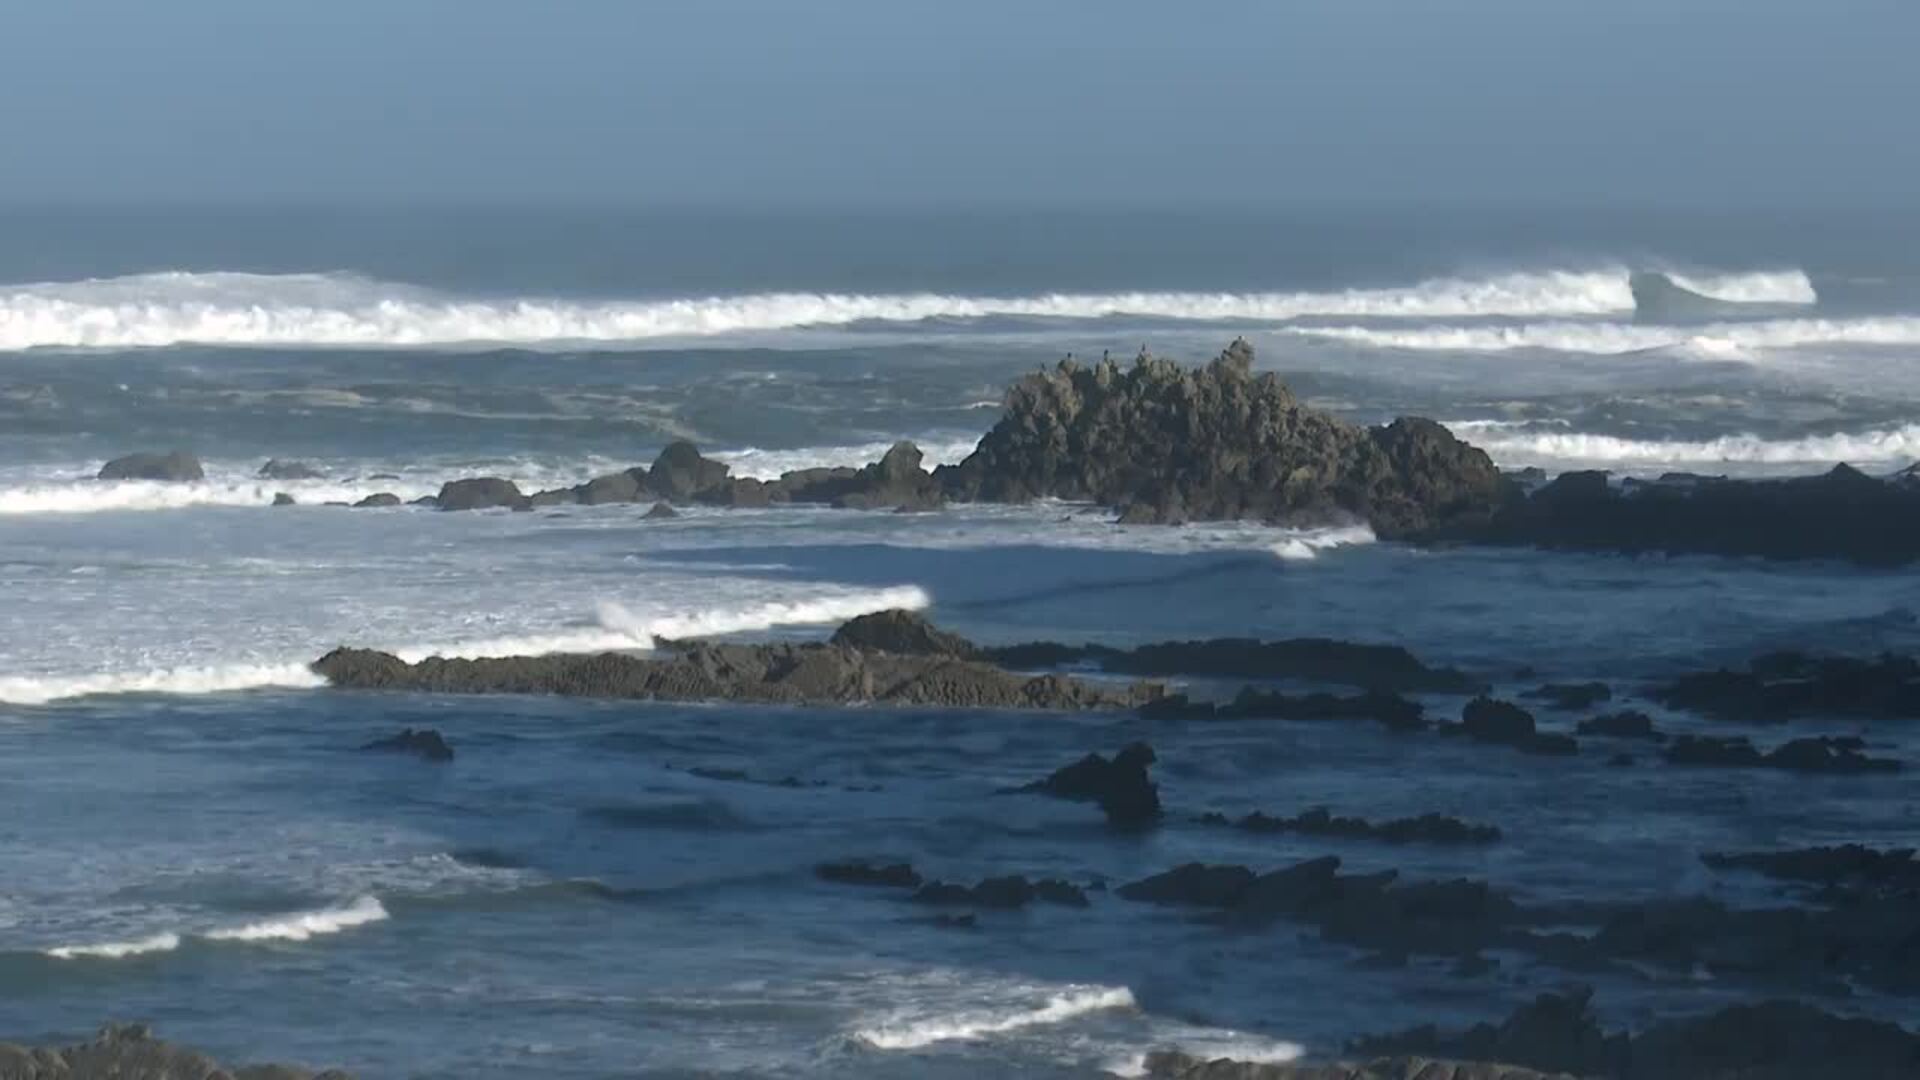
0 266 1812 350
854 985 1138 1050
0 662 327 707
1291 316 1920 355
1451 421 1920 467
44 897 387 960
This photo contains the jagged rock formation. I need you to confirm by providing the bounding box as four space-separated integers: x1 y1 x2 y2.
934 339 1508 535
0 1024 352 1079
312 628 1154 712
1016 742 1163 829
97 450 204 482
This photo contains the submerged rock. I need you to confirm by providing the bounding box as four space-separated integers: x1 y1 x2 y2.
988 636 1479 694
1199 807 1501 846
359 727 453 762
0 1024 353 1079
1701 844 1920 897
1522 681 1611 710
934 339 1509 536
97 450 204 482
815 861 923 889
910 875 1089 909
1575 710 1664 740
1652 651 1920 722
1142 1051 1577 1078
1445 697 1578 755
1664 734 1901 773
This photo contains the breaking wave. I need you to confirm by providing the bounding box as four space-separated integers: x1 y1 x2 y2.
1293 316 1920 355
0 476 440 516
0 267 1813 350
0 587 928 705
713 438 980 480
1269 524 1376 561
44 897 387 960
1452 422 1920 468
854 985 1137 1050
0 662 326 707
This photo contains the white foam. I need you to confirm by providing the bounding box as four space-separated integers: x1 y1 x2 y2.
203 895 388 943
1667 269 1817 304
1106 1035 1307 1078
0 477 439 516
0 267 1819 350
391 586 930 662
1456 423 1920 468
1269 524 1377 561
1292 317 1920 355
855 985 1137 1050
44 932 183 960
0 662 326 707
712 438 979 480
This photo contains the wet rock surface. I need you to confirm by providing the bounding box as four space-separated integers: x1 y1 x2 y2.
933 339 1509 536
1652 651 1920 722
1016 741 1163 830
1198 807 1501 846
97 451 204 482
0 1024 352 1080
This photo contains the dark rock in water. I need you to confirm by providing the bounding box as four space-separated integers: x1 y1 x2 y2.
1576 710 1664 740
815 861 922 889
359 727 453 762
768 440 946 511
1349 987 1920 1080
434 476 529 511
1522 681 1611 710
1652 651 1920 722
1702 844 1920 897
578 469 648 505
259 458 325 480
0 1024 353 1079
1665 733 1900 774
1475 463 1920 564
1200 806 1501 846
97 450 204 482
272 492 297 507
313 617 1154 712
1446 697 1577 755
935 339 1509 536
910 875 1089 910
988 635 1479 694
1224 688 1427 731
1607 752 1636 767
643 501 678 520
830 609 978 658
1117 863 1258 908
352 492 401 508
649 441 733 500
1018 741 1162 830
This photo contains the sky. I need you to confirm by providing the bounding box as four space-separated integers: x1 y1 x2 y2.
2 0 1916 208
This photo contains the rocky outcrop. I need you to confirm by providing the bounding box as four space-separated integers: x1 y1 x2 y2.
1652 651 1920 722
1574 711 1663 740
1474 465 1920 565
934 340 1509 535
989 636 1479 694
910 875 1089 909
1664 734 1900 773
313 628 1154 713
359 727 453 762
1702 844 1919 898
1197 807 1501 846
272 492 297 507
0 1024 352 1080
1017 742 1162 829
258 459 324 480
1349 988 1920 1080
351 493 401 509
433 477 529 511
829 609 980 658
1521 682 1611 710
97 451 204 482
1442 698 1578 755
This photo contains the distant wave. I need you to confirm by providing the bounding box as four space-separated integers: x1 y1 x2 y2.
0 476 440 516
0 267 1813 350
1665 270 1817 305
1452 421 1920 467
854 985 1136 1050
1293 316 1920 355
44 896 386 960
0 586 928 705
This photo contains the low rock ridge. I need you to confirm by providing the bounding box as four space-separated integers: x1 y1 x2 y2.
0 1023 352 1080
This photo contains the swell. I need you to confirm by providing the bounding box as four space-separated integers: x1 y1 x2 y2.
1452 421 1920 468
36 896 388 962
0 266 1813 350
1291 316 1920 354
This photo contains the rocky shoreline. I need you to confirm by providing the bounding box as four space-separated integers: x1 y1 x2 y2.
94 339 1920 564
0 1024 351 1080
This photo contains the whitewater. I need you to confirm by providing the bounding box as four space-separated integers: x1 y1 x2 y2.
0 265 1814 350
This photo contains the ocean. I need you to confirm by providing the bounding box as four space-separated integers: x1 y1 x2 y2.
2 205 1917 1076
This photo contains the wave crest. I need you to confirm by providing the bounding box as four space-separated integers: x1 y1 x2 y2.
854 985 1136 1050
1453 422 1920 468
0 266 1814 350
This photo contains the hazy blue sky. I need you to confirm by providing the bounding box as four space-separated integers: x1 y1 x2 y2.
3 1 1915 207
